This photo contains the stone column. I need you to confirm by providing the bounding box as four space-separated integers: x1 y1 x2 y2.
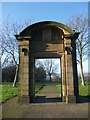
72 38 79 102
18 40 30 103
65 38 76 103
61 55 67 102
29 56 35 102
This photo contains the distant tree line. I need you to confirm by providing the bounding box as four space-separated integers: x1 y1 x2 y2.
2 65 46 82
2 59 60 83
35 66 46 82
2 65 16 82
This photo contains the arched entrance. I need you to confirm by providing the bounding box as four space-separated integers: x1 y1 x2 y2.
15 21 79 103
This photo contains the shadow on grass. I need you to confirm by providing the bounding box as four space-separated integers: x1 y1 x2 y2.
35 84 46 94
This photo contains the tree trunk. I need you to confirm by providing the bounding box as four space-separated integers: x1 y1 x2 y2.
50 75 51 82
80 42 85 86
80 61 85 86
13 64 18 87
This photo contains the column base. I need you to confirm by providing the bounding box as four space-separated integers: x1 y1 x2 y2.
30 95 35 103
76 95 79 103
18 96 30 104
66 95 76 103
62 96 66 102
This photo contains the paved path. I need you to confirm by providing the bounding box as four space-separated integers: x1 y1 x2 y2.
2 97 89 118
38 84 58 94
35 84 61 103
2 84 89 119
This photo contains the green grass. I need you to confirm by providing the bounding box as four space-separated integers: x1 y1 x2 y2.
1 80 90 103
35 82 44 93
0 82 18 103
79 81 90 96
56 84 61 93
0 82 43 103
56 81 90 97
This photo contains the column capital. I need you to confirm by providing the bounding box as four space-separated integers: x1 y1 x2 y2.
64 32 80 40
15 35 31 41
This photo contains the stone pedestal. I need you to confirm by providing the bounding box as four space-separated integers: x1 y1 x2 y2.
18 96 30 104
18 40 30 104
66 95 76 103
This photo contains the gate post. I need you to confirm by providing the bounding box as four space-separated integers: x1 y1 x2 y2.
16 36 31 103
65 38 76 103
61 55 67 102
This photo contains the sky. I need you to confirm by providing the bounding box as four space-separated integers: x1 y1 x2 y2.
1 2 89 74
2 2 88 24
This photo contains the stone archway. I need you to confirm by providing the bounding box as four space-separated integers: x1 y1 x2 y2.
15 21 79 103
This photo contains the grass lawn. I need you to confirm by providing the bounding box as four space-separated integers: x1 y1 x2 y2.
0 82 18 103
56 81 90 97
35 82 44 93
0 82 43 103
0 80 90 103
56 84 61 93
79 81 90 96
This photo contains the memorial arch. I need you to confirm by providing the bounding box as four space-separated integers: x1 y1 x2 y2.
15 21 79 103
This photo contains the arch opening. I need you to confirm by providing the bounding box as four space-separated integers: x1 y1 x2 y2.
34 58 62 103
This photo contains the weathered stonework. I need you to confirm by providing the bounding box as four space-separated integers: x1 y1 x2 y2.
15 21 79 104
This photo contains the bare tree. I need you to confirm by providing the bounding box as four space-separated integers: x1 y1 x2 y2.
66 14 90 86
42 59 59 82
35 59 43 68
1 17 32 87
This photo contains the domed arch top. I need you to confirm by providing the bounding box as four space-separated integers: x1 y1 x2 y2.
19 21 74 37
